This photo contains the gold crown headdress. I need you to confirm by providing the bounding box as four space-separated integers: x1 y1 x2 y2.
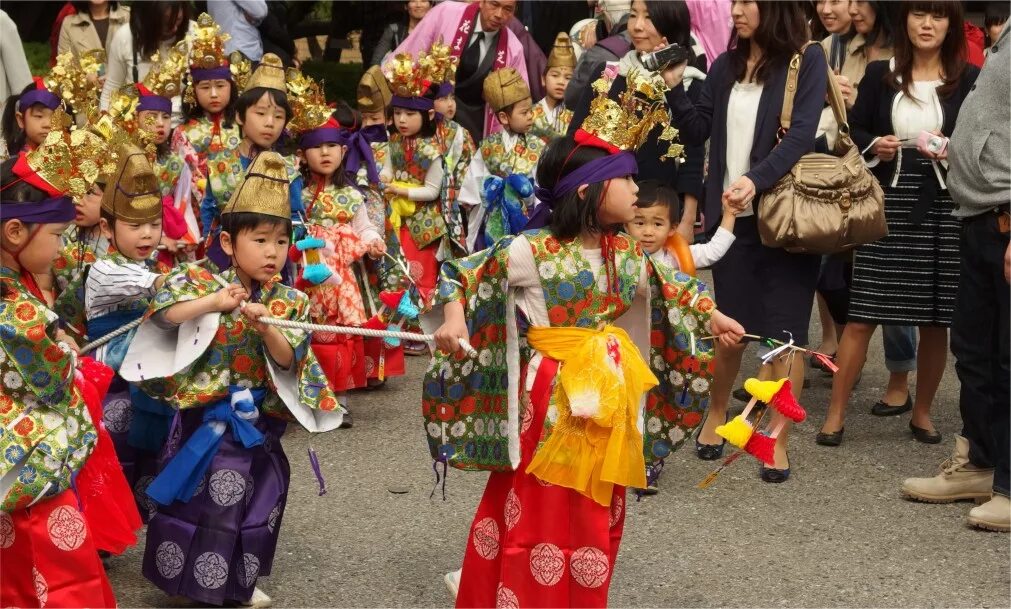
229 51 254 94
357 66 392 113
44 50 105 122
385 51 440 99
483 68 531 113
580 68 683 160
188 13 231 71
286 70 332 135
222 152 290 219
100 143 162 223
109 41 188 122
26 117 116 199
244 53 287 93
427 39 459 86
547 33 577 70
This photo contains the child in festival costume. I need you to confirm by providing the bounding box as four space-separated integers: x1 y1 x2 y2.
0 78 59 156
200 53 303 271
181 13 240 164
427 68 745 608
627 180 737 273
381 51 450 305
290 72 394 426
0 132 118 608
459 67 545 252
84 145 178 524
52 177 111 335
355 66 396 262
120 152 344 608
530 33 576 143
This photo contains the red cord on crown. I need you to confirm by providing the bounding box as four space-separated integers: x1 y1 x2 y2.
573 129 621 154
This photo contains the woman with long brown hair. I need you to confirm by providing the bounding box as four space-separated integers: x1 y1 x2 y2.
818 0 979 447
664 0 828 482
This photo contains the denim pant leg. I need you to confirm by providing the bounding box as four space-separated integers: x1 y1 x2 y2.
882 325 917 373
951 212 1010 496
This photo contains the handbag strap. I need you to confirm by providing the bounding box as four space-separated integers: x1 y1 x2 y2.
779 42 850 138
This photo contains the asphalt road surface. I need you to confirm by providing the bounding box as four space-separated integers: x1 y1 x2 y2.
107 304 1010 608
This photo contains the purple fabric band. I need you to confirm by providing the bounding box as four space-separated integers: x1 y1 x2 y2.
437 82 454 98
137 95 173 113
391 95 434 111
526 151 638 230
298 127 342 150
299 124 388 185
0 196 76 223
19 89 61 111
190 66 232 82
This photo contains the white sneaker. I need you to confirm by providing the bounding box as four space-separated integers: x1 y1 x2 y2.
444 568 462 600
242 587 273 608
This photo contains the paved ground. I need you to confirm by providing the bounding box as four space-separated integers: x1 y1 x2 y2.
107 300 1010 608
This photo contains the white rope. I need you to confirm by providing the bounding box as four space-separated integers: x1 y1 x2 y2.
253 316 478 357
79 316 145 354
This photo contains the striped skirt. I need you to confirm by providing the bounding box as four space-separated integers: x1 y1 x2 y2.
849 158 961 327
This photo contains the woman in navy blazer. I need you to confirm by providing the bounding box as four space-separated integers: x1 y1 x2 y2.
663 0 828 482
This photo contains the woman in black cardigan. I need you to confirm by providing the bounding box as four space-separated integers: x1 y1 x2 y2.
665 0 828 483
818 0 979 447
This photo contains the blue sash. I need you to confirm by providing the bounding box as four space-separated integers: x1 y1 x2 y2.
86 307 145 371
479 174 533 250
146 386 266 506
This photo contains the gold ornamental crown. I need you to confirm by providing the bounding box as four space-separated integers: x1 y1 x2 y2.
427 39 459 85
26 120 113 199
581 68 683 160
244 53 287 93
385 51 439 99
547 33 577 70
286 71 332 135
109 41 188 120
44 50 105 122
483 68 530 112
222 152 290 220
357 66 392 113
188 13 231 70
100 143 162 224
228 51 254 93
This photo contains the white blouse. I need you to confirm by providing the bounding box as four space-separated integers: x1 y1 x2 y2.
723 81 764 218
893 80 943 144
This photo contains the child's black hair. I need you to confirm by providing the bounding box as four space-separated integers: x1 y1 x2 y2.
388 84 438 138
0 156 47 204
536 137 615 241
183 78 238 128
495 97 532 127
235 87 292 129
985 1 1010 45
221 211 293 240
300 102 361 190
2 83 40 154
634 179 681 225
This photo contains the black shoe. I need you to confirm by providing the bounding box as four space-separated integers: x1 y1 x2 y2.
910 422 942 444
815 428 845 446
732 387 750 402
339 410 354 429
694 416 727 461
759 453 791 483
871 395 912 417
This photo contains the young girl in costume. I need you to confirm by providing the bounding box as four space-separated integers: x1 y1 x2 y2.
427 70 745 608
291 75 396 425
1 78 59 156
381 51 450 306
52 178 111 335
430 41 473 259
200 53 302 271
0 135 118 609
120 152 344 608
530 33 576 143
459 67 545 252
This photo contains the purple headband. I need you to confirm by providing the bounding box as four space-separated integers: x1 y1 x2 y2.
436 82 455 98
299 124 388 185
190 66 232 83
137 94 173 114
526 151 638 230
0 196 76 224
19 89 61 111
298 127 342 150
391 95 434 111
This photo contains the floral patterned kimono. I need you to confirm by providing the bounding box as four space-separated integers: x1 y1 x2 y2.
459 131 546 252
154 134 205 266
436 118 476 256
0 268 117 608
530 97 573 144
119 265 343 606
422 230 716 608
301 180 404 388
382 132 448 303
180 114 243 183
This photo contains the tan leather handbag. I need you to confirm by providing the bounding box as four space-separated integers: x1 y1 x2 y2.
757 43 886 255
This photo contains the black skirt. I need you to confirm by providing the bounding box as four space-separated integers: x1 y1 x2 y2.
711 215 821 346
848 157 961 327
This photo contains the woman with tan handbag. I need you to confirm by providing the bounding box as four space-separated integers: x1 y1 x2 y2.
818 0 979 447
663 0 828 483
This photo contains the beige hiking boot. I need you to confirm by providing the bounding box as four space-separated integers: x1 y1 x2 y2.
968 494 1011 532
901 435 993 503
